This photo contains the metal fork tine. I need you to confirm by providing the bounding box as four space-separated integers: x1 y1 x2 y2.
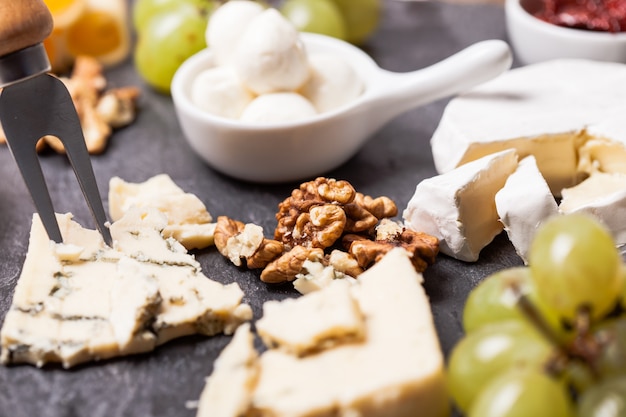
0 73 112 246
4 137 63 243
63 128 113 246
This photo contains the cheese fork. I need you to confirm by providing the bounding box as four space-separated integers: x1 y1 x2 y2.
0 0 112 246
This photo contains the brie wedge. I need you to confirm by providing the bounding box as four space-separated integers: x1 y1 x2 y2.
196 248 449 417
0 209 252 368
559 172 626 245
403 149 518 262
495 156 559 263
109 174 216 250
430 59 626 195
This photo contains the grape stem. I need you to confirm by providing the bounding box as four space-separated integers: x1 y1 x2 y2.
568 306 602 378
517 296 605 385
516 295 595 382
517 294 567 350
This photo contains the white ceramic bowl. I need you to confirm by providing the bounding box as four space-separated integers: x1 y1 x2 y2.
506 0 626 65
171 33 511 183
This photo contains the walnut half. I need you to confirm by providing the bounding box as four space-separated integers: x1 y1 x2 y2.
214 216 283 269
260 246 325 283
345 219 439 273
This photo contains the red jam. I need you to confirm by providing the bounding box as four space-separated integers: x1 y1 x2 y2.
534 0 626 32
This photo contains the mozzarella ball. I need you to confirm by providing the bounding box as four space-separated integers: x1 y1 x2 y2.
234 9 310 95
301 54 364 113
191 66 254 119
240 92 317 124
205 0 265 66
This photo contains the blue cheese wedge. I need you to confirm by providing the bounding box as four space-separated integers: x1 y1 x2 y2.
196 248 449 417
109 174 216 250
430 59 626 196
0 208 252 368
403 149 518 262
196 323 259 417
256 280 364 355
495 156 559 263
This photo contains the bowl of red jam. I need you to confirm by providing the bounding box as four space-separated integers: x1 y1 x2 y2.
506 0 626 64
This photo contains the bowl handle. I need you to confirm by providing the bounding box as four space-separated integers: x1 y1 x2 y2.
364 39 512 129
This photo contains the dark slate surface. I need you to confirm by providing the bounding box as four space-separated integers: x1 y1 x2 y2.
0 1 522 416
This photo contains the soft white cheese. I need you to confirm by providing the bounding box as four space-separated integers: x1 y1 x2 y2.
205 0 265 66
239 92 317 124
108 174 215 250
495 156 559 264
403 149 518 262
234 9 310 95
196 248 449 417
430 59 626 195
190 66 254 119
559 172 626 245
581 114 626 175
0 209 252 368
301 53 364 113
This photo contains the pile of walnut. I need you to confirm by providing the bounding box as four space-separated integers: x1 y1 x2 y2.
214 177 439 286
0 56 139 154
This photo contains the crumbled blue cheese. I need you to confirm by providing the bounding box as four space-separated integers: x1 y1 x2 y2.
109 174 216 250
0 208 252 368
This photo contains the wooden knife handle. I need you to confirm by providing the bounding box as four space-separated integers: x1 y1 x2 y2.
0 0 53 57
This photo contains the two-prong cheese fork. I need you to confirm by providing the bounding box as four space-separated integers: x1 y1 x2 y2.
0 0 112 246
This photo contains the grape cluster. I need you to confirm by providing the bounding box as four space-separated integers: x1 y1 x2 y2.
448 213 626 417
280 0 380 44
133 0 218 93
131 0 380 93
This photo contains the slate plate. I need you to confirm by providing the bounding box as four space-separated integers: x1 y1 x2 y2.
0 1 521 416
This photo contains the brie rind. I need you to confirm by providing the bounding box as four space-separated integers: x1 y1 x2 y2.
403 149 518 262
559 172 626 245
495 156 559 263
430 59 626 195
196 248 448 417
109 174 215 250
0 209 252 368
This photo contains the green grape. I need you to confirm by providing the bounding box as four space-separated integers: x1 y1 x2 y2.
463 267 565 340
447 320 554 412
578 376 626 417
331 0 380 44
592 317 626 379
528 214 623 322
133 0 216 33
133 0 173 32
469 369 574 417
281 0 347 40
135 6 209 93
